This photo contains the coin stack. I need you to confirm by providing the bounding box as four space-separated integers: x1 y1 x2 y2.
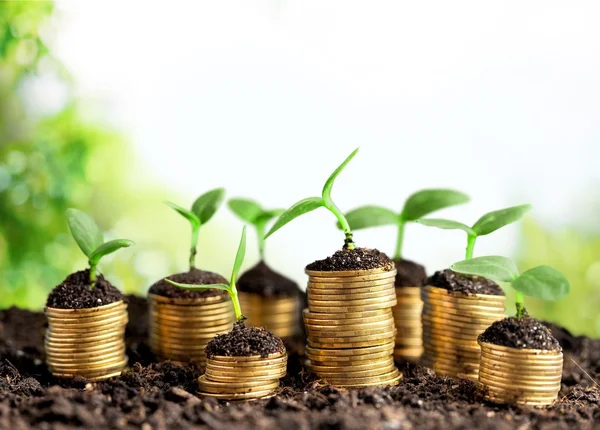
198 351 287 400
478 341 563 406
149 294 235 366
304 268 402 387
393 287 424 362
45 300 128 381
239 292 300 339
421 286 505 380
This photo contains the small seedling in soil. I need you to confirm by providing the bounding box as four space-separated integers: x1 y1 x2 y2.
418 204 532 260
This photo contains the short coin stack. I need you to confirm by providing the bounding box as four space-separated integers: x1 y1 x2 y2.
304 268 402 387
198 351 287 400
239 292 300 339
421 286 505 380
149 294 234 366
478 341 563 406
45 300 128 381
392 287 424 362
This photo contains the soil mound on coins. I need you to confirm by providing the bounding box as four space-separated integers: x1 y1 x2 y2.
46 269 123 309
427 269 504 295
394 259 427 287
306 248 394 271
238 261 301 297
479 317 561 351
149 268 228 299
205 322 285 358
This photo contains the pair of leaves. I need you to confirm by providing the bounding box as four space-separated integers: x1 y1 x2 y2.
418 204 532 237
451 256 571 301
265 148 359 239
165 188 225 229
66 209 134 265
342 189 470 230
228 199 283 228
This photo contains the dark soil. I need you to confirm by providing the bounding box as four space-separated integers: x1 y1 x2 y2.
394 259 428 287
238 262 301 297
306 248 394 272
46 269 123 309
428 269 504 295
205 322 285 358
1 297 600 429
479 317 562 351
149 268 228 299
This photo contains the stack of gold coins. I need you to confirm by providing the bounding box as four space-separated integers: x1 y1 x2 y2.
421 286 505 380
239 292 300 339
304 268 402 387
45 300 128 381
149 294 234 366
198 351 287 400
393 287 424 362
478 341 563 406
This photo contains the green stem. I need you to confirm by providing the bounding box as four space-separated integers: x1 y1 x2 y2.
256 223 266 261
326 203 355 250
394 219 406 260
228 284 243 321
465 235 476 259
89 262 97 285
189 224 199 270
515 292 527 318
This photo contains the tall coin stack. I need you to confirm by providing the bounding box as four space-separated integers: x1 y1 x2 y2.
198 351 287 400
149 294 234 366
239 292 300 339
304 268 402 387
45 300 128 381
421 286 505 380
392 287 424 362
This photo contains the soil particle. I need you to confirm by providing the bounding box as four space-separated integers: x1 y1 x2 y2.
237 261 301 297
148 268 228 299
205 322 285 358
394 259 427 287
479 317 561 351
46 269 123 309
428 269 504 296
306 248 394 272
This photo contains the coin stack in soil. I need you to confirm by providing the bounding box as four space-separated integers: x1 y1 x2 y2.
304 267 402 387
239 293 300 339
45 300 128 381
421 285 505 380
393 287 424 361
149 294 234 366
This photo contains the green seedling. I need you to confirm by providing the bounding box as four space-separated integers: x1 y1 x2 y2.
164 188 225 269
66 208 134 284
342 189 470 260
265 148 359 249
166 226 247 321
451 255 570 318
228 198 283 260
418 204 532 260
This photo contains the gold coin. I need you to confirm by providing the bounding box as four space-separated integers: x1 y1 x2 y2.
311 363 396 378
49 358 127 375
423 332 479 346
304 320 394 333
421 316 495 333
204 372 281 383
479 342 563 356
206 361 287 372
306 325 395 338
47 356 127 371
46 345 125 358
304 313 392 326
421 311 502 327
150 342 210 353
47 322 127 335
46 310 128 325
425 289 506 304
479 368 562 383
197 388 276 400
51 370 123 381
205 367 286 378
322 369 401 386
308 292 397 306
307 358 393 372
198 374 276 388
308 303 396 313
46 349 125 363
209 357 287 368
150 321 233 334
424 286 506 302
303 308 392 321
308 282 394 295
45 300 126 315
422 341 481 356
308 329 396 342
423 328 484 341
479 360 563 374
422 299 505 315
151 304 234 316
479 376 560 392
308 289 396 301
308 337 395 349
305 342 393 357
199 377 280 394
307 352 393 366
44 338 125 353
45 335 124 348
479 349 563 364
306 267 396 277
207 352 285 361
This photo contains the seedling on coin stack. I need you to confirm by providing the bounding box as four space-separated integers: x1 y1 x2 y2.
45 209 133 381
228 198 303 339
167 227 288 401
452 256 570 406
147 188 235 366
343 189 469 361
417 204 531 380
265 148 401 388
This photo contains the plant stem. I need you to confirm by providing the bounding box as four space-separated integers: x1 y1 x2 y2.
394 219 406 260
89 262 97 285
256 223 266 261
326 202 355 250
515 291 526 318
228 284 243 321
189 224 199 270
465 235 476 260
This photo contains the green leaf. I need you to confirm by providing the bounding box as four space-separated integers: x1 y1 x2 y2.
255 209 285 226
322 148 359 205
191 187 226 224
265 197 324 239
417 218 476 236
89 239 135 266
230 226 247 285
402 189 470 221
164 201 200 228
512 265 571 301
165 280 230 292
65 208 104 258
451 256 520 282
472 204 532 236
228 198 263 224
342 205 398 230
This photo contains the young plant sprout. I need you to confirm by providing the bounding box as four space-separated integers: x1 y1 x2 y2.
228 198 283 260
451 256 570 317
342 189 470 259
166 226 247 321
164 188 225 269
66 208 134 284
265 148 359 249
418 204 532 260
